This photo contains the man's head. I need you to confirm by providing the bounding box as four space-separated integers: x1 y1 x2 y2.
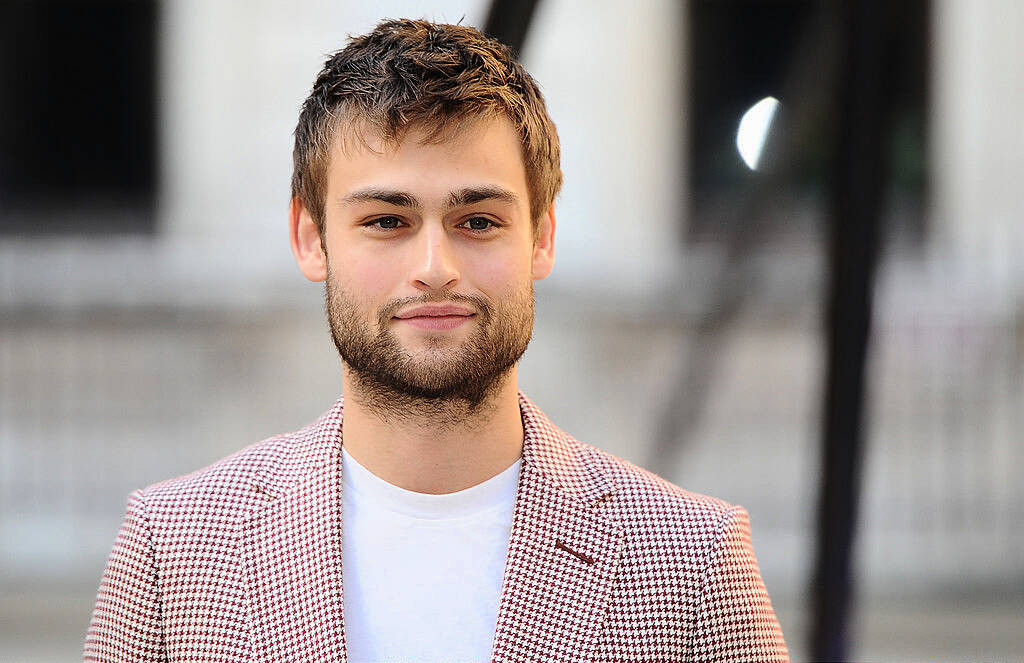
290 18 562 236
289 20 560 414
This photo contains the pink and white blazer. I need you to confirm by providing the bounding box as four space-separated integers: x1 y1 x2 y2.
85 393 789 662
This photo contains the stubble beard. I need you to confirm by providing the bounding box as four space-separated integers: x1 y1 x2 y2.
325 268 534 424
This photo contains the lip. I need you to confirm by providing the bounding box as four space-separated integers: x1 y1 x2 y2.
394 304 475 319
396 315 474 330
393 304 476 331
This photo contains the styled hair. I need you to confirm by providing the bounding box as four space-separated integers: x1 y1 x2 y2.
290 19 562 234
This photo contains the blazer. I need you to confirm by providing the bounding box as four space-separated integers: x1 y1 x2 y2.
85 393 789 662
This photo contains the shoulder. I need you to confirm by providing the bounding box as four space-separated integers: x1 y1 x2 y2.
519 392 745 542
576 438 747 542
129 401 342 522
141 433 288 501
568 437 766 620
122 433 288 528
586 440 737 515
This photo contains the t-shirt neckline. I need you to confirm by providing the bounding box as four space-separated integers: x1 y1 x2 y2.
340 445 521 521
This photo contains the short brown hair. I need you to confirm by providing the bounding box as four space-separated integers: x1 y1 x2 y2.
290 19 562 234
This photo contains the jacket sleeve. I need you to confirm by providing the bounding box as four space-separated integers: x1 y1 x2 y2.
687 506 790 663
84 490 166 662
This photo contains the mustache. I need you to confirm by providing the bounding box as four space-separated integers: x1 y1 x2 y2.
377 292 492 326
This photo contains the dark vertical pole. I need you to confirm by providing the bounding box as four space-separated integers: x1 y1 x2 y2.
812 0 892 660
483 0 540 59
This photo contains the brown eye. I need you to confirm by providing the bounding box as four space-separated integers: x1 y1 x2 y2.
373 216 402 229
464 217 493 231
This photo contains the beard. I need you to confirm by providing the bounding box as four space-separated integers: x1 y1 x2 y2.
325 268 534 418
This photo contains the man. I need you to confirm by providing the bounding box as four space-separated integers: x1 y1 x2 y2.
85 19 788 663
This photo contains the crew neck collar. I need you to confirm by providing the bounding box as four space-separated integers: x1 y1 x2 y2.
340 446 521 520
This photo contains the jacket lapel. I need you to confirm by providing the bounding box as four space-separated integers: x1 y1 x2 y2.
240 401 348 663
491 395 623 662
237 394 621 663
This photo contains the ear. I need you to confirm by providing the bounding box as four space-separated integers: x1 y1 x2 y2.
289 198 327 282
531 204 556 281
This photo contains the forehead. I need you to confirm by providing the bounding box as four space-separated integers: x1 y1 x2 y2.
325 114 530 203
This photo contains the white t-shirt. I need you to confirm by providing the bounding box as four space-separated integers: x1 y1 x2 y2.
340 446 521 663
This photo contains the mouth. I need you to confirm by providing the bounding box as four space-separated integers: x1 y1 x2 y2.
393 304 477 331
394 313 476 331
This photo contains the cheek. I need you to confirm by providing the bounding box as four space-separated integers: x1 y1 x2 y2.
329 250 397 297
462 249 531 296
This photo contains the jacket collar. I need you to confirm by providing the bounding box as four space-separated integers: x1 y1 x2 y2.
493 393 623 662
240 393 622 663
240 399 348 662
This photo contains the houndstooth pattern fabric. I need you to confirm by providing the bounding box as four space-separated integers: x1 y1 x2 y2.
85 393 789 662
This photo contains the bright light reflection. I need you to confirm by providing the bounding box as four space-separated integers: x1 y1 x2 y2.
736 96 780 170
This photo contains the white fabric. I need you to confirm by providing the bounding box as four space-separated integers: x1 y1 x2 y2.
341 446 520 663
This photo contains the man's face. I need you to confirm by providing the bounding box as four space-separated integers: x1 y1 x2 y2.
314 115 554 407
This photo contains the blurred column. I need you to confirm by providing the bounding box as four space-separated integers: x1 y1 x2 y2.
812 1 893 659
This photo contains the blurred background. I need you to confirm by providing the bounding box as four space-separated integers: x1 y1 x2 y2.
1 0 1022 660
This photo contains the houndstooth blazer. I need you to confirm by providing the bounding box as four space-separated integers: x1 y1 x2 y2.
85 393 789 662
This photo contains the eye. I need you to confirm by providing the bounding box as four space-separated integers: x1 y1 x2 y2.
367 215 403 230
461 216 496 232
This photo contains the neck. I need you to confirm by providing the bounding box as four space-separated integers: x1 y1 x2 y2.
339 367 525 494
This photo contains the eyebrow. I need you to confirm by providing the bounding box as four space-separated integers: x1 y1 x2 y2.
444 185 521 209
340 187 419 208
339 185 521 211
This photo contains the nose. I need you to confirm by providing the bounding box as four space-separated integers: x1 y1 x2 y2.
409 222 460 291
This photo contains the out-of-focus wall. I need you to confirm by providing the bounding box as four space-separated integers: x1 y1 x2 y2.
932 0 1024 271
527 0 686 297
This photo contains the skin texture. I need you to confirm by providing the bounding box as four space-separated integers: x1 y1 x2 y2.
289 115 556 494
